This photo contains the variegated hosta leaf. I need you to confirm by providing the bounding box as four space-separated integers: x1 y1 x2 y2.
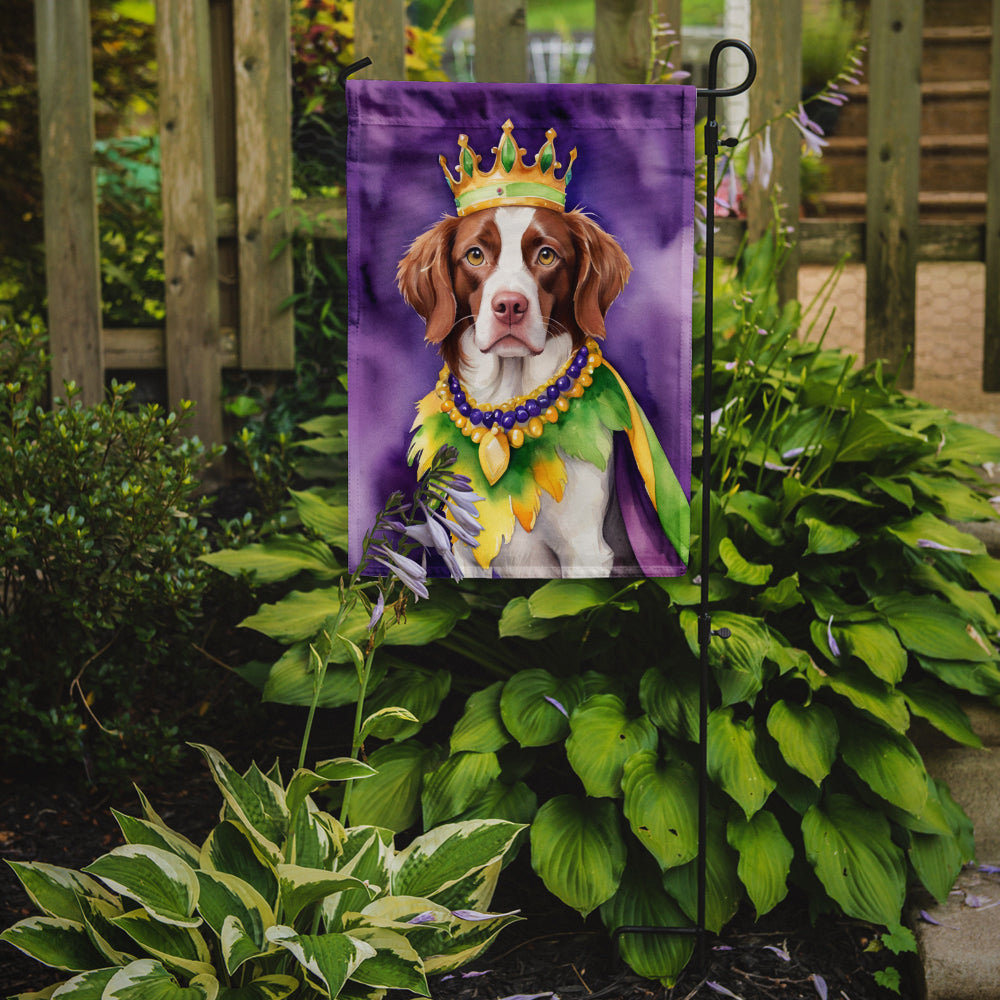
191 745 287 863
450 681 511 754
529 795 626 917
838 718 929 817
265 926 375 998
599 854 694 987
420 860 501 917
4 861 118 922
112 810 201 868
277 864 375 925
706 707 776 819
344 926 429 995
621 751 699 871
46 966 118 997
566 695 658 799
214 974 299 1000
391 820 524 901
420 751 502 829
110 908 214 978
322 829 393 931
499 669 585 747
195 871 274 974
727 810 793 917
285 760 375 824
0 916 107 972
200 822 278 910
421 906 522 975
802 793 906 926
288 802 343 870
765 700 838 786
77 894 136 966
661 810 742 934
102 958 218 999
83 846 200 928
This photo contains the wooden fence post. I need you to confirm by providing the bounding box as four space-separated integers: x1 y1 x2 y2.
34 0 104 405
983 0 1000 390
157 0 223 445
354 0 407 80
474 0 527 82
233 0 294 369
864 0 923 389
594 0 652 84
746 0 801 305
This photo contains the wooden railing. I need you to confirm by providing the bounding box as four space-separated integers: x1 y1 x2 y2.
32 0 1000 444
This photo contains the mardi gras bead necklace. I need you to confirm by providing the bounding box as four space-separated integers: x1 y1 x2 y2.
435 337 603 485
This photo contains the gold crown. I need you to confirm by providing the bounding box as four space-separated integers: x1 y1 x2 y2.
439 119 577 217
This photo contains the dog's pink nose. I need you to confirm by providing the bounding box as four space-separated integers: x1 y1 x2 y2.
491 291 529 326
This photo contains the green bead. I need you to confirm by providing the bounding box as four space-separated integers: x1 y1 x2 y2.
462 146 475 177
539 144 554 173
500 135 516 172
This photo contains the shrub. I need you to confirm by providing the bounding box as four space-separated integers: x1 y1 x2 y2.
0 317 220 784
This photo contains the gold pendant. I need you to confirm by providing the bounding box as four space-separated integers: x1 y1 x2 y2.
478 428 510 485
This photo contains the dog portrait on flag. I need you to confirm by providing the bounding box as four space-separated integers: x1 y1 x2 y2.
347 82 695 579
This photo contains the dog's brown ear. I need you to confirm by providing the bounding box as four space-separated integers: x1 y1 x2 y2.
397 217 460 344
566 210 633 340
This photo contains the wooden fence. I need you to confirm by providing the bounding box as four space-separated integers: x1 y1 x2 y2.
33 0 1000 445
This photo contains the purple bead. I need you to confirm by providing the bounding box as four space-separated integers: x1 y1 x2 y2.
537 395 550 409
567 364 582 378
457 402 471 417
500 411 517 430
556 375 572 392
525 399 541 417
482 411 495 428
515 406 529 423
576 346 590 363
469 408 483 425
546 385 561 400
453 390 466 406
448 375 460 392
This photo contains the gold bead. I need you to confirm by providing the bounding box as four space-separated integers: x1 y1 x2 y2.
462 421 474 436
454 415 467 428
525 417 544 438
588 353 601 368
544 406 559 423
579 373 593 387
567 382 585 398
509 428 525 448
471 426 486 443
441 399 454 412
555 396 570 412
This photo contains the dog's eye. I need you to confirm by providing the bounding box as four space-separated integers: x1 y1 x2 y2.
464 247 485 266
536 247 558 266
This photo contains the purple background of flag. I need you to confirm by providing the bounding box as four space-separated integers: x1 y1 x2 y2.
346 80 695 575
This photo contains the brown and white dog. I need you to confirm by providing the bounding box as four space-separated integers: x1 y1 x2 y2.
397 204 634 577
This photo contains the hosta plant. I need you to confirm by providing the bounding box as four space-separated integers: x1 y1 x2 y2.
1 744 523 999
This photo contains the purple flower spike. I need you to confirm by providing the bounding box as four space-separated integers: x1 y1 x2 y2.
827 615 841 658
367 590 385 631
407 911 438 925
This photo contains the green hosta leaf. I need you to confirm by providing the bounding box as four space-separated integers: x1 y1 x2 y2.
802 793 906 926
200 536 341 584
347 740 442 832
866 474 914 509
288 488 348 544
499 670 584 747
599 853 694 987
345 926 428 994
360 706 421 742
362 667 451 740
530 795 626 917
0 916 107 971
874 594 995 662
839 718 928 816
639 664 699 742
916 655 1000 697
200 822 278 910
450 682 511 754
755 573 804 614
103 959 218 1000
765 700 838 786
112 812 201 868
566 695 658 798
901 680 982 748
966 553 1000 597
681 610 770 706
393 820 524 901
421 751 502 828
453 779 538 827
216 975 299 1000
84 846 200 928
935 421 1000 464
498 596 564 639
621 751 698 871
835 410 927 463
718 537 772 586
885 512 985 556
727 811 793 918
111 908 214 978
260 643 386 709
909 804 967 906
910 562 1000 633
811 662 910 732
4 862 118 922
191 746 287 862
835 621 907 684
661 810 741 933
707 708 776 818
265 926 375 997
803 517 859 556
527 578 618 617
285 759 376 822
277 865 374 925
724 490 784 545
195 871 273 974
906 472 998 522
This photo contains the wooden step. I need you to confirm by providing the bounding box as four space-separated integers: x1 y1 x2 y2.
813 190 987 222
922 25 993 83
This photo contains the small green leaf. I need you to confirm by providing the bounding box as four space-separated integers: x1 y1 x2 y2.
421 751 502 828
527 579 618 618
719 537 773 585
200 536 341 584
765 700 838 786
707 708 776 818
450 682 511 754
499 670 584 747
839 718 929 817
803 517 859 556
727 811 793 917
639 664 699 742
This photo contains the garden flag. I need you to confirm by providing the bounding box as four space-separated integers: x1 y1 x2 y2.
347 80 695 579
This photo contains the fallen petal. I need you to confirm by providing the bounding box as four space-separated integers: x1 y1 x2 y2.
763 944 791 962
707 983 743 999
812 974 828 1000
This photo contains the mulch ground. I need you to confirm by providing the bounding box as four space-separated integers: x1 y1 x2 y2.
1 743 914 1000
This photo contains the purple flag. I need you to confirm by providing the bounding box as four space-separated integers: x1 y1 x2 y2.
347 81 694 578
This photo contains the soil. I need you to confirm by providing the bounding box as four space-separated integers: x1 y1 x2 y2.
0 742 914 1000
